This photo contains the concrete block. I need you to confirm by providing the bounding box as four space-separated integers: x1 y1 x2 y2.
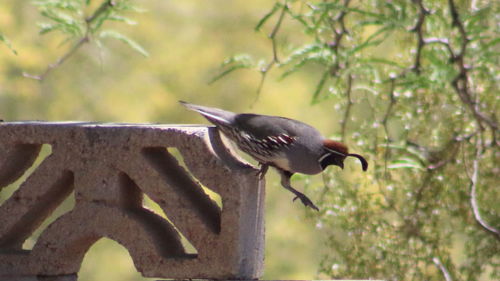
0 122 265 280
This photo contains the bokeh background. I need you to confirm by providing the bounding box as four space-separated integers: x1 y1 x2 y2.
1 0 498 280
1 1 335 280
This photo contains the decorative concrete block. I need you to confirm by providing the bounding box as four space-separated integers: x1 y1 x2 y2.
0 122 265 280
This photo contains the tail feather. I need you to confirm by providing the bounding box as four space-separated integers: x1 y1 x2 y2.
179 101 235 125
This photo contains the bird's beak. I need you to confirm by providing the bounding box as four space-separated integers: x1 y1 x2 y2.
347 153 368 171
332 158 344 169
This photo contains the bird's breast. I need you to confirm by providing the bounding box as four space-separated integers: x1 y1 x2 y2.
270 156 293 171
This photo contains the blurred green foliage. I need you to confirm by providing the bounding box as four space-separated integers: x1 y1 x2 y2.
217 0 498 280
0 0 498 281
0 33 17 55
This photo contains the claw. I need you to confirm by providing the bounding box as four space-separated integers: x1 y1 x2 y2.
278 169 319 211
293 192 319 211
256 163 269 180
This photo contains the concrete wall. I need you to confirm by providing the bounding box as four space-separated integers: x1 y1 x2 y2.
0 122 265 281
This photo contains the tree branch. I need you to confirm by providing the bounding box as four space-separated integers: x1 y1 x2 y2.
410 0 429 73
423 37 455 59
23 36 89 81
23 0 117 81
381 77 396 177
327 0 350 54
257 1 288 96
340 74 353 142
447 0 498 141
433 257 453 281
468 137 500 241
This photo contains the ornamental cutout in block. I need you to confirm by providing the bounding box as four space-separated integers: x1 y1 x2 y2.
0 122 265 280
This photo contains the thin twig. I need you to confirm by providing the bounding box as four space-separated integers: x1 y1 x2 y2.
410 0 429 73
447 0 498 140
381 78 396 177
340 74 353 142
426 132 478 170
23 36 89 81
330 0 352 142
326 0 350 78
23 0 117 81
468 137 500 241
423 37 455 59
256 1 288 98
413 172 432 213
433 257 453 281
328 0 350 54
86 0 116 23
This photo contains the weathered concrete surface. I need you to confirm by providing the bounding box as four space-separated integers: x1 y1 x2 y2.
0 274 77 281
0 122 265 280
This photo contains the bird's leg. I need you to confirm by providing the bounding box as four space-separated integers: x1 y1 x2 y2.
256 163 269 179
278 170 319 211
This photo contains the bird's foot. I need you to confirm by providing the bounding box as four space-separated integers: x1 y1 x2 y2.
292 192 319 211
255 163 269 180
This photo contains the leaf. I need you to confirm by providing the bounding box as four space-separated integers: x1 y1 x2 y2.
99 30 149 57
0 34 17 55
108 15 137 25
90 9 113 32
281 43 324 65
209 54 254 84
39 8 84 37
280 57 317 79
483 37 500 49
38 22 59 35
311 70 329 104
348 25 394 56
388 158 424 170
360 57 405 68
33 0 83 12
40 9 75 25
209 64 252 85
287 10 312 31
255 2 282 32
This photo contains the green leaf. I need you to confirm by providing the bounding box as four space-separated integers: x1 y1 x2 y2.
348 25 394 56
388 158 424 170
108 15 137 25
99 30 149 57
39 8 84 37
209 64 252 85
255 2 282 32
311 70 329 104
287 9 312 31
0 34 17 55
90 9 112 32
38 22 59 35
209 54 254 84
360 57 405 68
280 57 317 79
282 43 324 65
40 9 75 25
220 54 253 67
33 0 83 12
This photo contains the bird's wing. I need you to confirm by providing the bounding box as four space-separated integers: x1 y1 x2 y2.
233 114 320 147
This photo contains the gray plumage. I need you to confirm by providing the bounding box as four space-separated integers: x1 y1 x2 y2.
180 101 368 211
180 101 326 175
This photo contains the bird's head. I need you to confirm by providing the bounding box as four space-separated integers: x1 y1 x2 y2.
320 139 368 171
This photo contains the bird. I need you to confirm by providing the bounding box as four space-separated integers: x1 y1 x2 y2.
180 101 368 211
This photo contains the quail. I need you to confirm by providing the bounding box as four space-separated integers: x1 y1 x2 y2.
180 101 368 211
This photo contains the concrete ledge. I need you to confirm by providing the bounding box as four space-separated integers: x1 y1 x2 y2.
0 122 265 280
